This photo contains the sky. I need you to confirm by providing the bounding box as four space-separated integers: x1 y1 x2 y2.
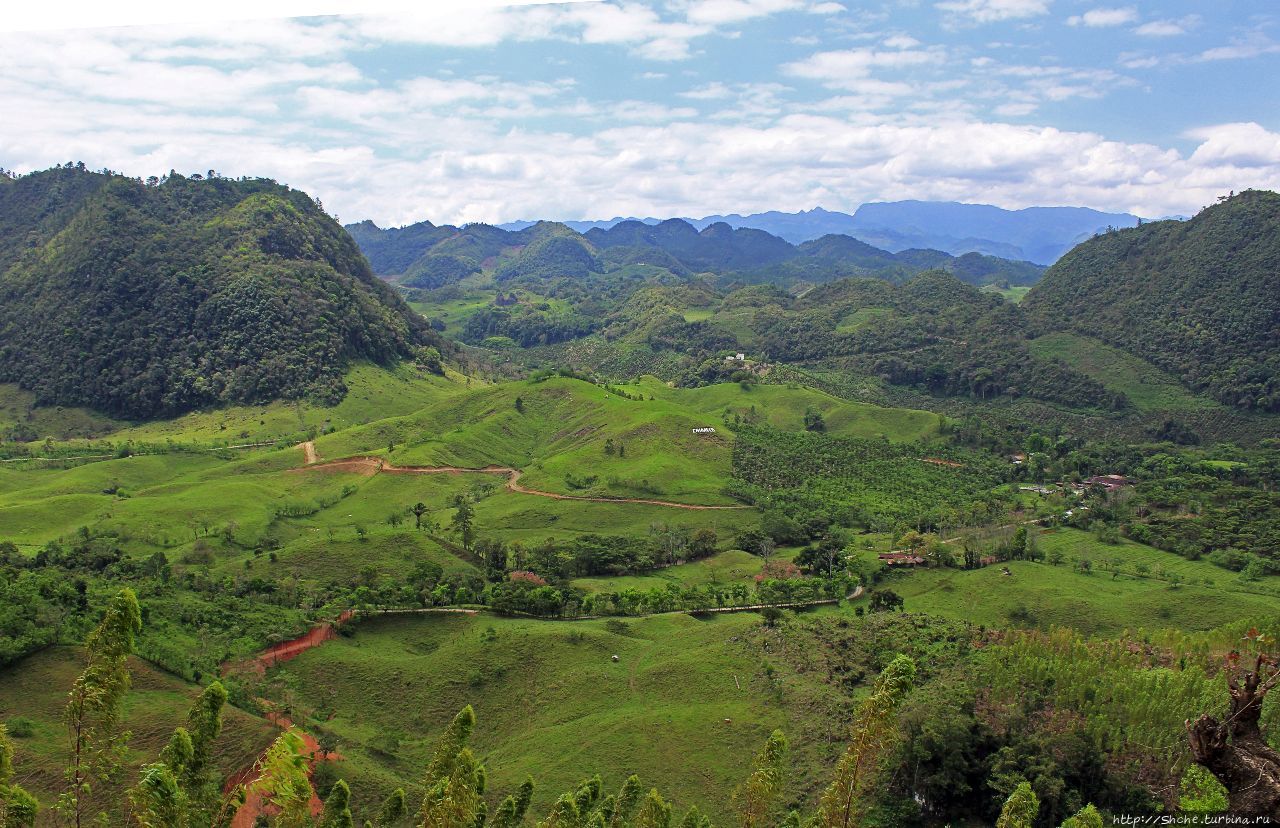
2 0 1279 226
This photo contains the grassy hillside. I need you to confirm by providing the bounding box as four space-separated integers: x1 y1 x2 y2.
1028 333 1217 411
882 527 1280 634
1024 190 1280 412
0 647 277 814
272 611 837 825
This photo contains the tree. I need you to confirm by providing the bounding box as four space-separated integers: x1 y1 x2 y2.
319 779 353 828
241 729 314 828
736 729 788 828
490 778 533 828
803 408 826 433
1 724 38 827
995 781 1039 828
412 502 429 531
418 706 485 828
477 538 509 582
126 762 185 828
633 789 671 828
689 529 718 560
1060 804 1103 828
816 655 916 828
515 396 525 413
452 496 476 550
374 788 407 827
1186 647 1280 817
60 588 142 827
868 589 904 613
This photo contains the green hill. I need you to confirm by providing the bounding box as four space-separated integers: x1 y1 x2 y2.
0 166 441 420
1024 190 1280 412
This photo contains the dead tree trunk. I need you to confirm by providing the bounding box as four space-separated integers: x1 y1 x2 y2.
1186 654 1280 817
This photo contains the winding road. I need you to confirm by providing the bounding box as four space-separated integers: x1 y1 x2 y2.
296 443 751 511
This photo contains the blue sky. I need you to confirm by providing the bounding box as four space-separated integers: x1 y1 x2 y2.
2 0 1278 225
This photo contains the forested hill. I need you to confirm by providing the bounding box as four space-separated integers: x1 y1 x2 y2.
0 166 439 419
346 216 1045 290
1024 189 1280 412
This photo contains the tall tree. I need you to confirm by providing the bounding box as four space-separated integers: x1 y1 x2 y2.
451 497 476 550
816 655 916 828
320 779 354 828
489 779 534 828
0 724 38 827
418 706 487 828
376 788 408 827
59 588 142 828
736 730 788 828
994 781 1039 828
241 729 315 828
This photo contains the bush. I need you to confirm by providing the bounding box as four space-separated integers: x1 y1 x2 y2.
6 716 35 737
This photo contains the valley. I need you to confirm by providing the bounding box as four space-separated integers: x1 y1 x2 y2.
0 168 1277 826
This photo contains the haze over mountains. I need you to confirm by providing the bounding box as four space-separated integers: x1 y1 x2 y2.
499 201 1144 265
348 214 1046 292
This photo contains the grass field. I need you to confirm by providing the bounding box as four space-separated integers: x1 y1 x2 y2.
981 285 1032 303
274 610 840 825
881 527 1280 634
622 376 941 443
0 647 277 818
572 548 795 595
1028 333 1216 411
0 384 125 441
2 363 472 448
834 306 896 333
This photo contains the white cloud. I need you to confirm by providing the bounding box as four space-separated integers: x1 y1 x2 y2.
883 34 922 49
1135 15 1199 37
1197 33 1280 62
1187 122 1280 168
0 7 1274 228
935 0 1051 25
783 46 945 89
1066 8 1137 28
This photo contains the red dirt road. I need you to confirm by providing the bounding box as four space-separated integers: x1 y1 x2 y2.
294 453 751 511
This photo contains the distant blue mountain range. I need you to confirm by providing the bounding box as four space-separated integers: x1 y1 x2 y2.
499 201 1143 265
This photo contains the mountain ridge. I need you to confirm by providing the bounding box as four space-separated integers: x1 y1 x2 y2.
493 200 1144 264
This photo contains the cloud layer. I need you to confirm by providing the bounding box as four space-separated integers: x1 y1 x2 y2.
1 2 1278 225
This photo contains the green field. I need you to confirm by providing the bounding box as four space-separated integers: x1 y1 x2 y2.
981 285 1032 303
0 647 277 814
1028 332 1216 411
0 384 125 441
271 610 840 824
883 527 1280 634
834 306 896 333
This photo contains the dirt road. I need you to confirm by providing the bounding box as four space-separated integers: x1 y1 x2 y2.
296 452 752 510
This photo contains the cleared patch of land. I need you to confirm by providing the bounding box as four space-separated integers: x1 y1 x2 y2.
1028 333 1216 411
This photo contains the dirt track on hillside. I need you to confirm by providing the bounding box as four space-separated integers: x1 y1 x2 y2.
294 451 752 510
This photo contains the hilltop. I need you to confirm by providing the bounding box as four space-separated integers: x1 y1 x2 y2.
1024 190 1280 412
0 166 441 420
